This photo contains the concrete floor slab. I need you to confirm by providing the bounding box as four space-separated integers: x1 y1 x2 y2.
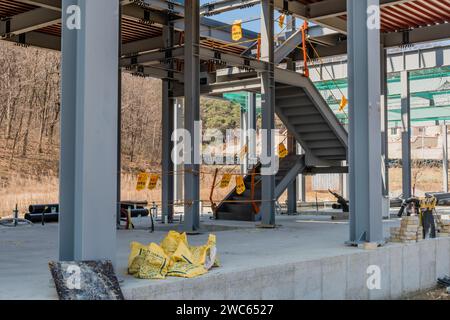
0 214 449 300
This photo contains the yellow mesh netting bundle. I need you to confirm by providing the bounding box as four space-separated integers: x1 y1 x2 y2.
127 231 220 279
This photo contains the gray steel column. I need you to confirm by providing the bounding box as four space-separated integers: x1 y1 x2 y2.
247 93 257 168
116 3 122 227
380 45 390 219
347 0 383 244
287 134 297 214
286 59 297 214
443 123 448 192
380 46 389 197
60 0 119 261
240 105 248 174
401 70 411 198
297 143 306 202
260 0 276 226
174 98 184 202
183 0 201 232
162 21 175 223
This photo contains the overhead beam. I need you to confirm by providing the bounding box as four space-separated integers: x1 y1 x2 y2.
0 7 60 37
383 23 450 48
307 0 416 20
200 0 259 16
301 23 450 61
15 0 61 11
4 30 60 50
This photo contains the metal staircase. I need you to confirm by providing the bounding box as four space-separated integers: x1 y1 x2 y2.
214 68 348 221
214 154 306 221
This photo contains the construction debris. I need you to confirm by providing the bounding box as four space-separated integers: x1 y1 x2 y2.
127 231 220 280
390 216 423 243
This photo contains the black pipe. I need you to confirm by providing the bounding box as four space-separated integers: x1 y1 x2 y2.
28 204 59 214
25 212 59 223
120 208 149 218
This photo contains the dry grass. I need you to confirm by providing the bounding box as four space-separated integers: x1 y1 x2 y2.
389 167 446 197
1 166 448 218
0 173 58 218
0 168 235 218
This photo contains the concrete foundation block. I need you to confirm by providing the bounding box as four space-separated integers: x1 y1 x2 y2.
436 238 450 279
260 264 295 299
402 243 421 295
321 255 347 300
388 245 404 299
368 248 391 300
187 275 227 300
293 259 322 300
224 268 263 300
419 240 437 290
345 252 370 300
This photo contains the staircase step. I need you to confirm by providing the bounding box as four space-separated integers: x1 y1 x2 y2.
300 131 339 141
295 124 331 133
276 97 312 108
275 91 307 100
308 139 342 149
281 106 319 117
275 86 306 97
311 147 347 157
286 114 326 125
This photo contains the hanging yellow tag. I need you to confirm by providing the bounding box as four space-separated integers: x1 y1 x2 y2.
220 173 232 188
235 176 246 195
278 14 286 29
148 174 160 190
278 143 288 159
339 96 348 111
232 20 243 41
136 172 149 191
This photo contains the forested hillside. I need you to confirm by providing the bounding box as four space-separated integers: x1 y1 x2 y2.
0 41 241 216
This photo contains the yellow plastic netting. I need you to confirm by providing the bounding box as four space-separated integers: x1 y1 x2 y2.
127 231 220 279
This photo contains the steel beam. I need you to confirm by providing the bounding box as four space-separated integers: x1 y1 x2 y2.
297 144 306 202
287 134 298 214
286 60 297 214
162 20 175 224
0 7 60 37
308 0 415 20
183 0 201 232
15 0 60 10
347 0 383 244
400 70 411 198
248 92 257 169
275 29 302 65
174 98 184 202
240 104 248 175
259 0 276 227
443 123 449 193
200 0 259 16
4 31 60 50
59 0 119 262
381 46 389 198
